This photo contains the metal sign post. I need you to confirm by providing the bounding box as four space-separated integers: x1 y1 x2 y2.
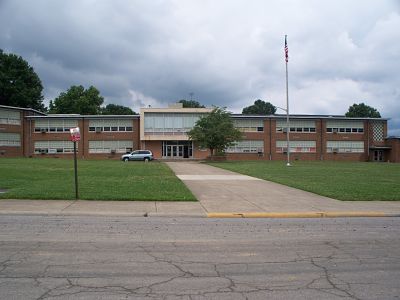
70 127 80 199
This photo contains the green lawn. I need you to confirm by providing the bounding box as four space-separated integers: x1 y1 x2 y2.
208 161 400 201
0 158 196 201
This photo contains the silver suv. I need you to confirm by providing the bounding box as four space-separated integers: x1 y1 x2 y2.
121 150 153 162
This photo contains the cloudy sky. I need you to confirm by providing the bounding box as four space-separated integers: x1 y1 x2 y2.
1 0 399 134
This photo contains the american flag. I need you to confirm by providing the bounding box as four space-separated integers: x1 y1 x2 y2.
285 35 289 63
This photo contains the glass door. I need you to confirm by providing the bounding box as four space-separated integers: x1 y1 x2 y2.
373 150 384 162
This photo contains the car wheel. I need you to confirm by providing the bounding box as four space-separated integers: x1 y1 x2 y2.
123 158 129 162
144 157 149 162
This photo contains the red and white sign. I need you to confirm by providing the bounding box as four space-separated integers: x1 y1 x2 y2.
70 127 81 142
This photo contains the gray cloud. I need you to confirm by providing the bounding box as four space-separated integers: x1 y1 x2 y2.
1 0 399 134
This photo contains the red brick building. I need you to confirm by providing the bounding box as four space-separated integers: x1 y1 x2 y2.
1 104 399 162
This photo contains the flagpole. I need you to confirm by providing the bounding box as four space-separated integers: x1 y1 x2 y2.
285 35 291 166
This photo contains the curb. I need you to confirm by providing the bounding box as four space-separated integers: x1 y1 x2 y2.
207 212 400 218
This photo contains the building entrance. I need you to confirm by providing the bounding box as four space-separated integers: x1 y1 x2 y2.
162 141 193 159
373 150 384 162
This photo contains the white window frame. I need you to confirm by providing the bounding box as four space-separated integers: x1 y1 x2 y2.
226 140 264 153
88 140 133 154
0 133 21 147
276 140 316 153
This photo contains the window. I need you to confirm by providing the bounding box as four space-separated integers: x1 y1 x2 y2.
0 133 21 147
34 141 75 154
326 120 364 134
34 119 78 133
372 121 384 142
88 140 133 153
326 141 364 153
88 119 134 132
144 113 205 135
276 120 316 133
226 140 264 153
233 119 264 132
276 140 316 153
0 109 21 125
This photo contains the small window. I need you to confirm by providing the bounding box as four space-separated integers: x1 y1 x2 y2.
89 127 95 132
346 128 351 133
119 127 125 131
104 127 110 132
257 127 263 132
111 127 118 131
126 127 133 131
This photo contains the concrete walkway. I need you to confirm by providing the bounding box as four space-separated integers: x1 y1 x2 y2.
166 161 400 216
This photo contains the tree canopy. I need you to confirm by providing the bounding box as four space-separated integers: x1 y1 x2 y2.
0 49 46 111
188 107 242 157
101 104 136 115
178 99 205 108
48 85 104 115
345 103 381 118
242 99 276 115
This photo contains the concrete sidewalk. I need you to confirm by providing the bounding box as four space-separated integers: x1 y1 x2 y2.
0 199 205 217
1 161 400 218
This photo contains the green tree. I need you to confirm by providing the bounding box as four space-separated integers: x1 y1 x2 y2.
345 103 381 118
0 49 45 111
188 107 242 157
178 99 205 108
49 85 104 114
101 104 136 115
242 99 276 115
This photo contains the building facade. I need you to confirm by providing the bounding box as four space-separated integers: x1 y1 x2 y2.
1 104 399 162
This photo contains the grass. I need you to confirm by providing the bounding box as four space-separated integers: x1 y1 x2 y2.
0 158 196 201
208 161 400 201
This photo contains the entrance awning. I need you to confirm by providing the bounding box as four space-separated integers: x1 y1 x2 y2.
369 146 392 150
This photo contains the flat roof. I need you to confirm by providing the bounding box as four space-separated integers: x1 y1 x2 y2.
0 104 46 115
231 114 389 121
26 114 140 119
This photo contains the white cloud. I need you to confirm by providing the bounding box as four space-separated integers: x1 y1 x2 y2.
0 0 399 134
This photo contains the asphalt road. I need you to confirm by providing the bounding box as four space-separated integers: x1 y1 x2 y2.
0 215 399 300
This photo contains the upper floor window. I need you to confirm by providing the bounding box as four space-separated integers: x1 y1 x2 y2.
88 119 133 132
0 109 21 125
372 121 384 142
34 119 78 133
326 120 363 134
276 119 316 133
144 113 205 135
233 119 264 132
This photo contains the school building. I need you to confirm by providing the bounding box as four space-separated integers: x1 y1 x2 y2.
1 104 399 162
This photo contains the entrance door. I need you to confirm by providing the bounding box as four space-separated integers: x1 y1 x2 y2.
373 150 384 162
162 141 193 159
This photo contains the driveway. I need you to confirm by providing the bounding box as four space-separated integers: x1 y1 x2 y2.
166 161 400 215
